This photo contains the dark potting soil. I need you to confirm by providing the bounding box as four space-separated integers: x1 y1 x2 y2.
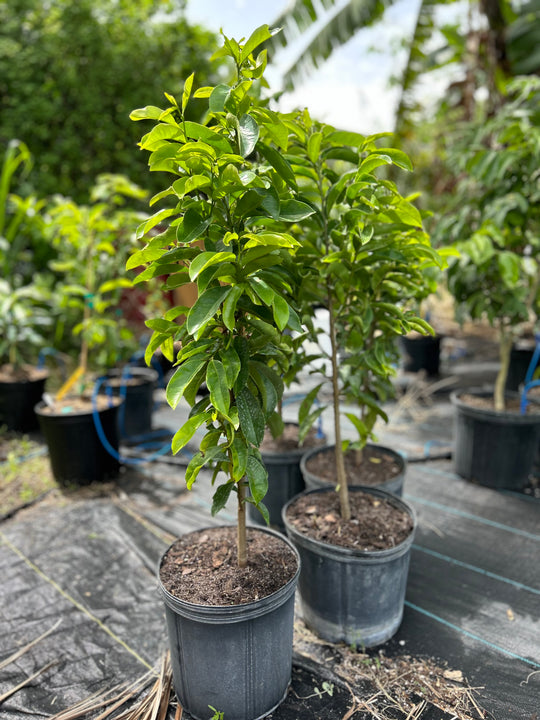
305 445 402 486
260 423 325 453
159 526 298 606
285 491 413 552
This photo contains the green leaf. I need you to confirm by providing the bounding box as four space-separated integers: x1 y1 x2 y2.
307 132 322 163
344 412 368 442
209 84 230 112
177 208 211 245
240 24 273 63
189 251 236 281
206 359 230 415
298 407 325 444
250 363 278 417
249 277 274 306
279 199 315 222
222 285 244 331
236 387 265 445
238 114 259 157
272 295 289 331
166 357 207 409
129 106 163 121
246 455 268 504
182 72 194 114
234 336 249 392
267 411 285 439
171 414 208 454
230 437 248 481
220 345 241 388
185 446 223 490
187 285 231 335
298 382 324 428
257 142 297 189
212 482 234 515
498 251 521 288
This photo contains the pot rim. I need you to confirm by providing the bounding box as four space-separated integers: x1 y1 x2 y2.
34 396 123 418
282 486 416 562
300 442 407 477
157 525 301 622
450 387 540 422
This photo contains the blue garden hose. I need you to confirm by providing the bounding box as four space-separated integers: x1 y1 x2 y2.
520 334 540 414
92 375 172 466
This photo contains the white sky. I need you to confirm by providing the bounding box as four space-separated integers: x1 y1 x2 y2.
184 0 422 134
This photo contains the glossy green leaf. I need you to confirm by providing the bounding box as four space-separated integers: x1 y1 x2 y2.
272 295 289 331
238 114 259 157
240 24 274 63
130 106 163 121
279 199 315 222
187 285 231 336
209 84 230 112
189 251 236 281
166 357 207 408
257 142 297 189
222 285 244 331
230 437 248 480
182 72 194 114
220 345 241 388
236 387 265 445
171 413 208 454
211 482 234 515
246 455 268 504
206 359 230 415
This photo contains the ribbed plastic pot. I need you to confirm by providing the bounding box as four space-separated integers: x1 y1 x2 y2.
158 527 300 720
399 334 441 376
247 446 307 530
506 344 535 391
105 366 158 438
282 487 416 648
451 389 540 490
0 372 48 432
35 398 122 486
300 443 406 497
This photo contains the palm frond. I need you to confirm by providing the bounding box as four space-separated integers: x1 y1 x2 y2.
394 0 439 136
268 0 398 89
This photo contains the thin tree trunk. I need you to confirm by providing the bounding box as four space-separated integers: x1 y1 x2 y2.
328 288 350 521
237 479 247 568
494 329 512 412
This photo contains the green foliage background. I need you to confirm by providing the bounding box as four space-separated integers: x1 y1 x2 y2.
0 0 221 201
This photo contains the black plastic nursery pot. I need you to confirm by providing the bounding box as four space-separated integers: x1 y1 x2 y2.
158 527 301 720
104 366 158 438
0 371 48 432
300 443 406 497
451 389 540 490
35 397 122 486
282 486 416 648
247 445 308 530
505 342 536 391
399 334 441 376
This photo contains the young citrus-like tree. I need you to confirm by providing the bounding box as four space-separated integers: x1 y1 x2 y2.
129 26 314 566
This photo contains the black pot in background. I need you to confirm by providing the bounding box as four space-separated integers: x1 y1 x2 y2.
400 334 441 376
158 526 300 720
105 366 158 438
35 397 122 486
300 443 406 497
248 445 308 531
451 389 540 490
0 370 48 432
283 486 415 648
506 342 537 392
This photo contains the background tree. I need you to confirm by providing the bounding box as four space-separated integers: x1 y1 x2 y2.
0 0 222 201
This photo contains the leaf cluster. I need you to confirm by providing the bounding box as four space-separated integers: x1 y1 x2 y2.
283 110 443 450
130 26 315 521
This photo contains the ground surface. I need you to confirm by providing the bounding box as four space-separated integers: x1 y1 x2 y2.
1 332 539 720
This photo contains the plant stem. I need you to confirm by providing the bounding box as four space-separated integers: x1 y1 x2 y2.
328 287 350 521
494 328 513 412
237 479 247 568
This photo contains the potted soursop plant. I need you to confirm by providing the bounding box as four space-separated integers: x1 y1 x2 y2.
128 26 319 720
439 76 540 490
279 109 443 647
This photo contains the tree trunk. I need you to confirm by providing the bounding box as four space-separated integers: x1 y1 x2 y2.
494 330 513 412
328 289 350 521
237 479 247 568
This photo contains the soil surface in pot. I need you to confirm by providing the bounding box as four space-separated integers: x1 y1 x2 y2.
39 395 122 415
459 393 540 415
306 446 402 486
0 364 48 382
260 423 324 453
160 526 298 605
286 491 413 551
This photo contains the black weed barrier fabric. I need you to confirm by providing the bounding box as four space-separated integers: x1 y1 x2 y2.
0 500 357 720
